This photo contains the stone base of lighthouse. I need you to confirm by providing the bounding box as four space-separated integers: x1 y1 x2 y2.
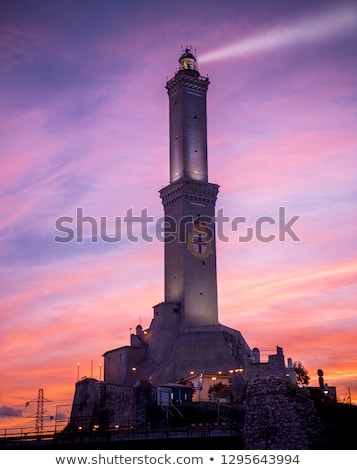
102 302 254 388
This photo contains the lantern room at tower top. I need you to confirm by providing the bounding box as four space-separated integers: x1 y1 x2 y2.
178 47 199 73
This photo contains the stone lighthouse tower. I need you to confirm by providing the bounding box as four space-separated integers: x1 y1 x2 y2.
160 49 219 329
102 49 254 387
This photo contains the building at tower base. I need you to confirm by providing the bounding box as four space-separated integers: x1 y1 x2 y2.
103 305 255 388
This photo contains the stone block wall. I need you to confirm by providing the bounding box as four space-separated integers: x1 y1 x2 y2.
243 376 326 449
69 378 136 430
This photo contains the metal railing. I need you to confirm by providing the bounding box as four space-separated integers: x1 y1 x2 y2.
0 421 242 448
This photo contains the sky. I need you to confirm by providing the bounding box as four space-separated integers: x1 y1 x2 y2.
1 0 356 430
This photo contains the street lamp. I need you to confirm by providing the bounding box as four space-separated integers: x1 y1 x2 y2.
76 363 80 382
99 363 102 381
131 367 137 384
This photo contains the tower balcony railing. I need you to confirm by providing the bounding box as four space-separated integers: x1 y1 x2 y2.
166 73 209 95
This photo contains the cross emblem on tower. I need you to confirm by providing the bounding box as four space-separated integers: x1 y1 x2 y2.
187 219 213 259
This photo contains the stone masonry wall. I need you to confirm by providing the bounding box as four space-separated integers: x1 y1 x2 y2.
69 378 135 430
243 377 326 450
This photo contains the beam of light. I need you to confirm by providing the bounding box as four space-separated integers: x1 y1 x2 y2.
199 5 357 63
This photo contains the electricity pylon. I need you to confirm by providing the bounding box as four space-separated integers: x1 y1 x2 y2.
25 388 53 433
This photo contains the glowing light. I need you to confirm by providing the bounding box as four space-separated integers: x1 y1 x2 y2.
199 6 357 63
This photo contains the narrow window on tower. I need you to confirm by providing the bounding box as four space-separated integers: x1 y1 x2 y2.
194 114 198 119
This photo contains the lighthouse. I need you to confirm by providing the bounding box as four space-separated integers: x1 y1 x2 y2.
160 48 219 329
102 49 253 387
